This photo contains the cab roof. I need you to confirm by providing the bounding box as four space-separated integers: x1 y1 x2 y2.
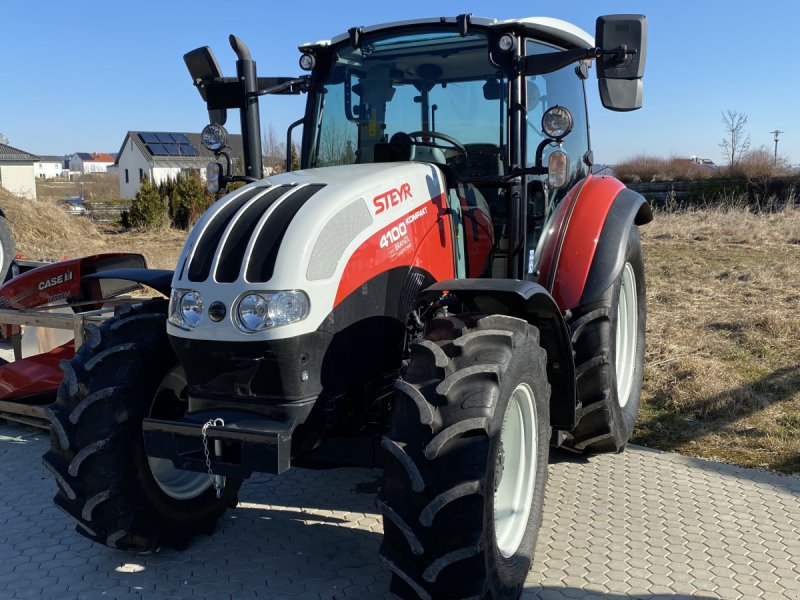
300 16 594 52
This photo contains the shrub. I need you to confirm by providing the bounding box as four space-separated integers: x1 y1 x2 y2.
168 172 212 229
126 177 166 229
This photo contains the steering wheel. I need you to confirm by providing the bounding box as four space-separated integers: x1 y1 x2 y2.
407 131 468 161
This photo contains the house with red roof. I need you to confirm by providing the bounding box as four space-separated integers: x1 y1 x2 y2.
69 152 115 174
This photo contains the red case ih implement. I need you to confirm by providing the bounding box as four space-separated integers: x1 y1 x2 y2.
19 13 650 599
0 253 167 426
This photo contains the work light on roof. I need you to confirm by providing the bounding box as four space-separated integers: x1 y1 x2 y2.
201 123 228 152
299 53 316 71
497 34 516 52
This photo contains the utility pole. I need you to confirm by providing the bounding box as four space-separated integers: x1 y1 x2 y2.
770 129 783 165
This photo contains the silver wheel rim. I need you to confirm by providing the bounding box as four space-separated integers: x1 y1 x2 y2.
493 382 538 558
147 366 213 500
615 262 638 408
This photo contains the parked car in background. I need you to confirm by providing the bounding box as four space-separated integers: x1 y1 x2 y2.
63 196 87 216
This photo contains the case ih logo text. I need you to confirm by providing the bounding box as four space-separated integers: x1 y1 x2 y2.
373 183 412 214
38 270 73 291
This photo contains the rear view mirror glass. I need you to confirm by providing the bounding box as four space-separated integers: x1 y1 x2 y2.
596 15 647 111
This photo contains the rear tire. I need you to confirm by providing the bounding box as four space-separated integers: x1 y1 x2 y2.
0 215 15 281
564 226 646 453
42 300 241 552
379 314 550 599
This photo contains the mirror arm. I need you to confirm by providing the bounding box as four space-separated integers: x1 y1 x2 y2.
522 45 639 77
522 48 600 76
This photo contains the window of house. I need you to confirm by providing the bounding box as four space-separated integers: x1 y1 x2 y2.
125 169 129 184
139 168 143 182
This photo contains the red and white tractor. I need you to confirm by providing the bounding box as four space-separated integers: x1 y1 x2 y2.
4 12 650 599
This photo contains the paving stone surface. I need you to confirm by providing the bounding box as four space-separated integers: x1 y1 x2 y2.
1 420 798 599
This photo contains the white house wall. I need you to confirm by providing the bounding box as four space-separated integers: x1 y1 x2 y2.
35 162 64 179
88 161 113 173
117 138 154 199
0 162 37 199
152 166 207 187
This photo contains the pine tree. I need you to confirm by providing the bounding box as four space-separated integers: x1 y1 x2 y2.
127 176 166 229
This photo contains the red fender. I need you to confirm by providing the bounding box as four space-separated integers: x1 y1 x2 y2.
536 174 625 310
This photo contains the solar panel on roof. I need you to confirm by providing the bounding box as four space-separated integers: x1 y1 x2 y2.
179 144 199 156
162 143 179 155
156 132 175 144
172 133 191 145
139 132 159 144
146 143 167 155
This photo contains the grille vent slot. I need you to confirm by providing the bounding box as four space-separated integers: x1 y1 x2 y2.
246 184 326 283
187 187 269 282
215 186 293 282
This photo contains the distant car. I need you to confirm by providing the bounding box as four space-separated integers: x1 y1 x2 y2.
63 197 87 216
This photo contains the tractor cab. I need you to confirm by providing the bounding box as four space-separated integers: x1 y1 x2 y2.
300 16 645 281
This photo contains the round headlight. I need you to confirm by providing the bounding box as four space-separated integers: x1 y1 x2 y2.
542 106 573 140
237 294 270 332
299 53 316 71
201 123 228 152
269 291 310 325
180 291 204 328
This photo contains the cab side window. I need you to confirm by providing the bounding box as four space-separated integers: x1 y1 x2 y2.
525 40 590 200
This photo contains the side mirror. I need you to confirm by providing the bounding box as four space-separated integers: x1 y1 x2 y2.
596 15 647 111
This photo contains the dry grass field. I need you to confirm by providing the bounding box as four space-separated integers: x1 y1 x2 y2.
2 188 798 473
637 206 800 473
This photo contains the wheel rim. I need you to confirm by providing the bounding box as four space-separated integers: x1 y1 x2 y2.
615 262 638 408
493 382 538 558
147 366 213 500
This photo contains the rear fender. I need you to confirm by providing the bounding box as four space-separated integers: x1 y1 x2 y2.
580 188 652 305
423 279 577 430
538 175 651 310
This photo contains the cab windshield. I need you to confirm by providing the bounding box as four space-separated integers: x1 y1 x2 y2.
308 29 508 178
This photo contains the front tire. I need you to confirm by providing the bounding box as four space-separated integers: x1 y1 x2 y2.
42 300 241 552
379 314 550 599
565 225 646 453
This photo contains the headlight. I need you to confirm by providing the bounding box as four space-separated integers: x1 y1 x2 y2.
237 293 270 332
235 291 310 333
169 289 204 329
542 106 573 140
201 123 227 151
269 291 311 326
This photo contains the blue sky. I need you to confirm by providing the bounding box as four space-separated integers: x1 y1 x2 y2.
2 1 798 165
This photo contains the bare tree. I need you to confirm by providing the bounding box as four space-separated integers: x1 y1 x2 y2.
719 109 751 167
262 124 287 173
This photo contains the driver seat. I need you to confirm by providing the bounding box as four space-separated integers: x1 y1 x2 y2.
409 144 447 164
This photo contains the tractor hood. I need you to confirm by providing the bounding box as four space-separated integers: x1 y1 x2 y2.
168 162 449 342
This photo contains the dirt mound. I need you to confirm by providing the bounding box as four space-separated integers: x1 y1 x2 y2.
0 188 108 260
0 188 186 269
